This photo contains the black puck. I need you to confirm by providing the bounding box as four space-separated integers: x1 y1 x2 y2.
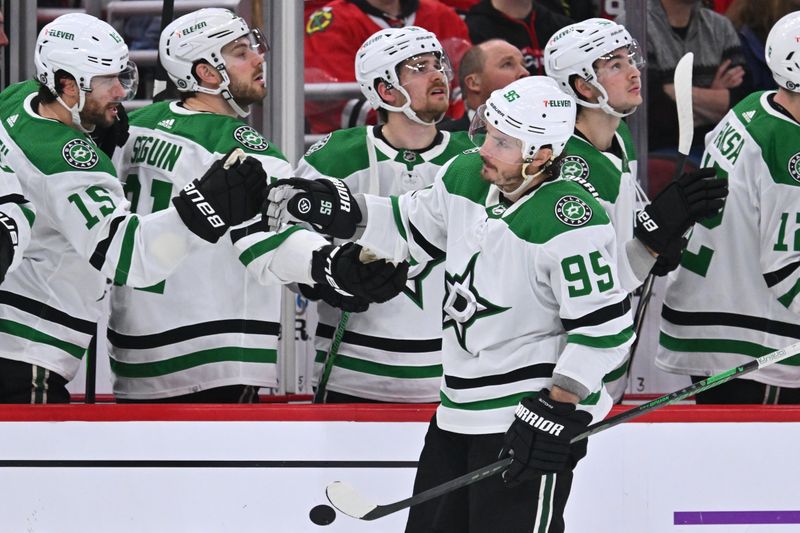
309 504 337 526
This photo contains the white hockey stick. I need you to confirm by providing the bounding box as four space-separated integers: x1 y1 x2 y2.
628 52 695 371
327 338 800 521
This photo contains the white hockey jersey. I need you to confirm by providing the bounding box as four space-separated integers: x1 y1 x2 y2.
0 81 206 381
110 101 326 399
0 140 34 277
294 125 473 402
359 150 634 433
561 120 644 401
657 91 800 386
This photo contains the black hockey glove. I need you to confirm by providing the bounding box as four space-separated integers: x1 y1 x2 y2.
91 103 130 158
263 177 362 238
173 148 267 243
0 211 18 284
500 390 592 487
298 283 370 313
310 242 408 304
634 168 727 255
650 236 687 277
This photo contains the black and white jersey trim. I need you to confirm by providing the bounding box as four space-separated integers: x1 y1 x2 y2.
0 290 95 335
561 297 631 332
764 261 800 288
90 215 126 271
662 305 800 339
445 362 556 390
108 319 281 349
316 323 441 353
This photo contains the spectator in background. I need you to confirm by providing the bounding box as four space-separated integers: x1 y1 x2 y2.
465 0 573 75
438 0 481 16
439 38 528 131
304 0 470 134
726 0 800 92
647 0 749 164
0 11 8 47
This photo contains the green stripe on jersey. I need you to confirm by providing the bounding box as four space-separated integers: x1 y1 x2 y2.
110 346 278 378
114 215 140 286
659 332 800 364
315 350 442 379
238 225 305 266
439 389 532 411
602 360 630 383
390 195 408 240
568 327 634 349
19 205 35 227
0 319 85 358
778 278 800 309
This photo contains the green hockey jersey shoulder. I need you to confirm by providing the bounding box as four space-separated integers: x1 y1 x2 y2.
0 82 115 176
129 102 287 161
302 126 370 178
560 135 623 202
427 130 474 166
504 179 611 245
718 91 800 187
440 150 491 204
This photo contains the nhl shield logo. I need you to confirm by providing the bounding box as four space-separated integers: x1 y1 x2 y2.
788 153 800 183
62 139 99 169
233 126 269 151
559 156 589 180
555 195 592 226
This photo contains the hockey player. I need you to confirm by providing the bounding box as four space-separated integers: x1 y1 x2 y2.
289 26 473 403
0 14 269 403
544 18 728 401
0 172 33 285
265 76 633 532
656 12 800 404
109 8 407 402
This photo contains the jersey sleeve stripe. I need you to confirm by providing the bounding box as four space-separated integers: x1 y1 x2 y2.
229 218 270 244
113 215 140 286
408 221 445 261
567 326 634 349
19 204 35 227
108 319 280 349
561 297 631 331
778 278 800 309
390 196 408 241
89 215 126 272
237 224 305 267
443 362 555 390
0 193 26 205
0 290 95 334
763 261 800 288
0 318 85 358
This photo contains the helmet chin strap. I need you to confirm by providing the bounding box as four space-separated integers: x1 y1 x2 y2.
383 85 445 126
56 91 95 134
503 160 548 202
580 79 637 118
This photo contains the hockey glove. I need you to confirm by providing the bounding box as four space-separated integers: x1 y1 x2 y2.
298 283 370 313
634 168 727 255
91 103 130 158
0 211 18 284
310 242 408 304
650 236 687 277
263 177 362 238
173 148 267 243
500 390 592 487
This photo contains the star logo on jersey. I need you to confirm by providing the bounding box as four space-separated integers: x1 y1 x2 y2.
233 126 269 151
402 256 444 309
555 195 592 226
62 139 99 169
788 153 800 183
443 252 510 351
306 8 333 35
559 156 590 180
304 133 330 156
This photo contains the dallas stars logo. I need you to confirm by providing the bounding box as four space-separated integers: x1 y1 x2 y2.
233 126 269 151
402 257 444 309
443 252 509 351
555 195 592 227
788 152 800 183
62 139 98 169
560 155 590 180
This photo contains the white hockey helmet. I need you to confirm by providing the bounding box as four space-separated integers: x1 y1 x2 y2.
159 8 269 117
355 26 453 126
766 11 800 92
544 18 643 117
471 76 576 162
34 13 138 131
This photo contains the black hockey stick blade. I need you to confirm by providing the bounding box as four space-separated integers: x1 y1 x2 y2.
326 457 511 520
326 339 800 521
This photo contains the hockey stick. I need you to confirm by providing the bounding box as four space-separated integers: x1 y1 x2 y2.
626 52 695 379
313 311 350 403
152 0 176 103
327 338 800 521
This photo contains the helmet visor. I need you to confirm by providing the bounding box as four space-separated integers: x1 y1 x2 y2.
594 40 646 77
396 52 453 89
222 28 270 61
469 105 524 165
91 60 139 101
